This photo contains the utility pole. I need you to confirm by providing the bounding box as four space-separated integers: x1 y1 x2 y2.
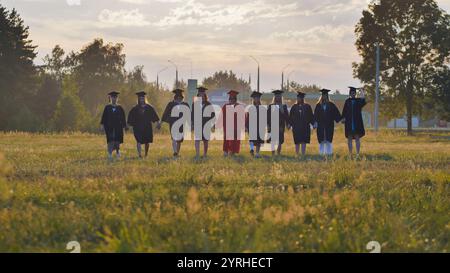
375 43 380 132
168 60 178 89
157 67 168 91
250 56 260 93
281 64 291 90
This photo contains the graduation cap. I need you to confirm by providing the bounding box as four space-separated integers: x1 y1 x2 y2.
172 88 185 95
320 89 331 95
348 86 358 93
250 91 263 98
297 92 306 98
135 91 147 97
272 90 284 96
196 86 208 92
108 91 120 97
228 90 239 97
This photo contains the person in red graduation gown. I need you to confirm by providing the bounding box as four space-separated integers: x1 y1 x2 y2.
222 90 243 156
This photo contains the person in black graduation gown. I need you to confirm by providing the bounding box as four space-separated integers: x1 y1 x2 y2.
100 91 127 160
127 91 161 158
341 87 367 157
313 89 342 156
246 91 265 158
267 90 290 156
161 89 190 157
191 86 215 158
290 92 314 156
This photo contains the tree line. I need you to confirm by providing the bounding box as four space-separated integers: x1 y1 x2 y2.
1 1 449 134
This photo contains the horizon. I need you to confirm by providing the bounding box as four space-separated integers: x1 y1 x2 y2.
2 0 450 94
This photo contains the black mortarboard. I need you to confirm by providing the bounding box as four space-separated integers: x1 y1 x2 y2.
228 90 239 97
349 86 358 92
108 91 120 96
272 90 284 95
297 92 306 98
320 89 331 95
135 91 146 97
250 91 263 98
196 86 208 92
172 88 184 95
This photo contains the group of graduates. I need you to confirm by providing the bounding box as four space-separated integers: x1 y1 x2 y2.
100 86 366 160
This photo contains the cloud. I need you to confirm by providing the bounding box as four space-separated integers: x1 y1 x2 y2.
154 0 302 27
98 9 150 27
66 0 81 6
271 25 354 44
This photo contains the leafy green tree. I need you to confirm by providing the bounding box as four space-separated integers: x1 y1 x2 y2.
67 39 126 114
353 0 450 134
43 45 68 80
202 70 251 93
52 76 91 132
0 5 37 130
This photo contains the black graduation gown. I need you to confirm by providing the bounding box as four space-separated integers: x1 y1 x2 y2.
342 98 367 139
161 101 190 141
100 104 126 144
245 105 265 145
191 101 215 141
267 104 290 145
314 102 341 143
127 104 160 144
290 103 314 144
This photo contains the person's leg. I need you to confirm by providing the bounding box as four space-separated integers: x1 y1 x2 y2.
195 140 200 157
136 143 142 158
144 143 150 157
107 142 114 159
355 136 361 155
326 142 333 155
177 141 182 154
172 140 177 155
301 143 307 156
347 137 353 155
255 144 261 158
115 142 121 158
203 141 209 157
319 142 324 155
277 144 282 155
295 144 300 156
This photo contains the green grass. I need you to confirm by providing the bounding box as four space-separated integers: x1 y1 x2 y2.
0 129 449 253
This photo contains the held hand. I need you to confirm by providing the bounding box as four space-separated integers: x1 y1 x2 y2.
99 125 104 132
313 122 318 129
156 122 161 130
341 118 346 124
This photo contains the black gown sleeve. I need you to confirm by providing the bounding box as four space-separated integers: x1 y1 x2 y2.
342 100 349 120
161 103 171 124
150 106 160 123
100 105 108 125
127 107 136 127
332 103 342 123
307 105 314 125
119 106 126 128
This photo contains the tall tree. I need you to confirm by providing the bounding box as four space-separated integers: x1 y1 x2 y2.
0 5 37 130
43 45 67 80
67 39 126 114
353 0 450 134
202 70 251 93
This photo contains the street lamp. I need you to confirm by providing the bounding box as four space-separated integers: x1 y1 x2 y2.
281 64 291 90
249 56 260 93
168 60 178 89
157 67 168 91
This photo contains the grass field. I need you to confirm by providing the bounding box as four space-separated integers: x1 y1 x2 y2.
0 129 449 253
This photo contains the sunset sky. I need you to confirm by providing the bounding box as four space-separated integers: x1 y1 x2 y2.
2 0 450 93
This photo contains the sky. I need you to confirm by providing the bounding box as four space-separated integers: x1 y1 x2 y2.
2 0 450 93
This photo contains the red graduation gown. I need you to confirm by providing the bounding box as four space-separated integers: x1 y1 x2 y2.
222 103 241 154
